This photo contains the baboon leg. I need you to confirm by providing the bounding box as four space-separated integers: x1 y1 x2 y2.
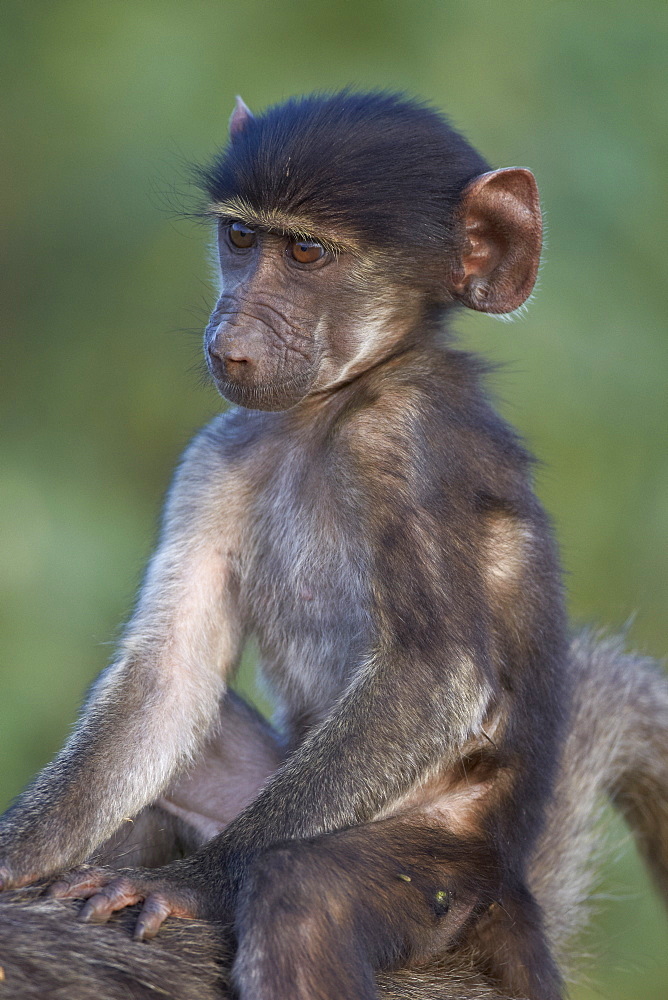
92 690 285 868
91 804 199 868
156 690 285 841
233 818 558 1000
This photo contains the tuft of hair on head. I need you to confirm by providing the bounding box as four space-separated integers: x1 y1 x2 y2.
228 95 254 139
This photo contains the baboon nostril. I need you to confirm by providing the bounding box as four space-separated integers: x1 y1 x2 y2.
221 349 256 378
208 345 252 369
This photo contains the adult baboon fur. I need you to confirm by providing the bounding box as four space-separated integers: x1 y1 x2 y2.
1 631 666 1000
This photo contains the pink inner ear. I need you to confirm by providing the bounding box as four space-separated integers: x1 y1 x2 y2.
229 96 254 138
461 216 504 280
450 168 542 315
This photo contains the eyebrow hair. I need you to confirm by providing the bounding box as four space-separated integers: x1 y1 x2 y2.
206 197 361 256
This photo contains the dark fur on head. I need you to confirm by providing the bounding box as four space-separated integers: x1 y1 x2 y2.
199 91 489 262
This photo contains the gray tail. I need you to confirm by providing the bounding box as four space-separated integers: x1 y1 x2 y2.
530 630 668 967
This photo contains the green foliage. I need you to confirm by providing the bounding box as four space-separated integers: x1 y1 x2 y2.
0 3 666 995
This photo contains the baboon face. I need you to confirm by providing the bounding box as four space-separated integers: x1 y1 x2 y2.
205 221 418 412
202 93 542 412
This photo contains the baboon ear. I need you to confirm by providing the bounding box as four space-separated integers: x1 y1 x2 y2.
229 95 255 138
447 168 542 314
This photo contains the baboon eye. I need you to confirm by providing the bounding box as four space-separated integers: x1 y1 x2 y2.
290 240 326 264
228 222 256 249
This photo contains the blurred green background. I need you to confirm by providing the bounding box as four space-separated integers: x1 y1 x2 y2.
1 2 666 995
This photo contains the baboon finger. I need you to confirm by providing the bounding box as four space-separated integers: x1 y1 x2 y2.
133 894 174 941
46 866 113 899
78 879 143 923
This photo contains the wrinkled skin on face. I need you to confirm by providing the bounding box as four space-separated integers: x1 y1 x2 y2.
205 221 424 411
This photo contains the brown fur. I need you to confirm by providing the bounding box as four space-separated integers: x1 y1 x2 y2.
0 634 666 999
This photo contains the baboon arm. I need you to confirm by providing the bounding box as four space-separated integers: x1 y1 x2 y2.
239 659 488 840
0 426 245 888
172 650 492 922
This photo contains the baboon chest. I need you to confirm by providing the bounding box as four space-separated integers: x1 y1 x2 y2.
241 454 372 716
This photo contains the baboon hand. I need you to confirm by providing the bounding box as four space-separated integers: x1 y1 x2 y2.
46 864 203 941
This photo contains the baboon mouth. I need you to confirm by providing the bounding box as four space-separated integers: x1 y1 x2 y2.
214 374 316 411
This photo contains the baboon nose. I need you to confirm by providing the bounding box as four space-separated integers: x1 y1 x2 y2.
209 343 257 380
223 350 255 379
224 350 250 365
